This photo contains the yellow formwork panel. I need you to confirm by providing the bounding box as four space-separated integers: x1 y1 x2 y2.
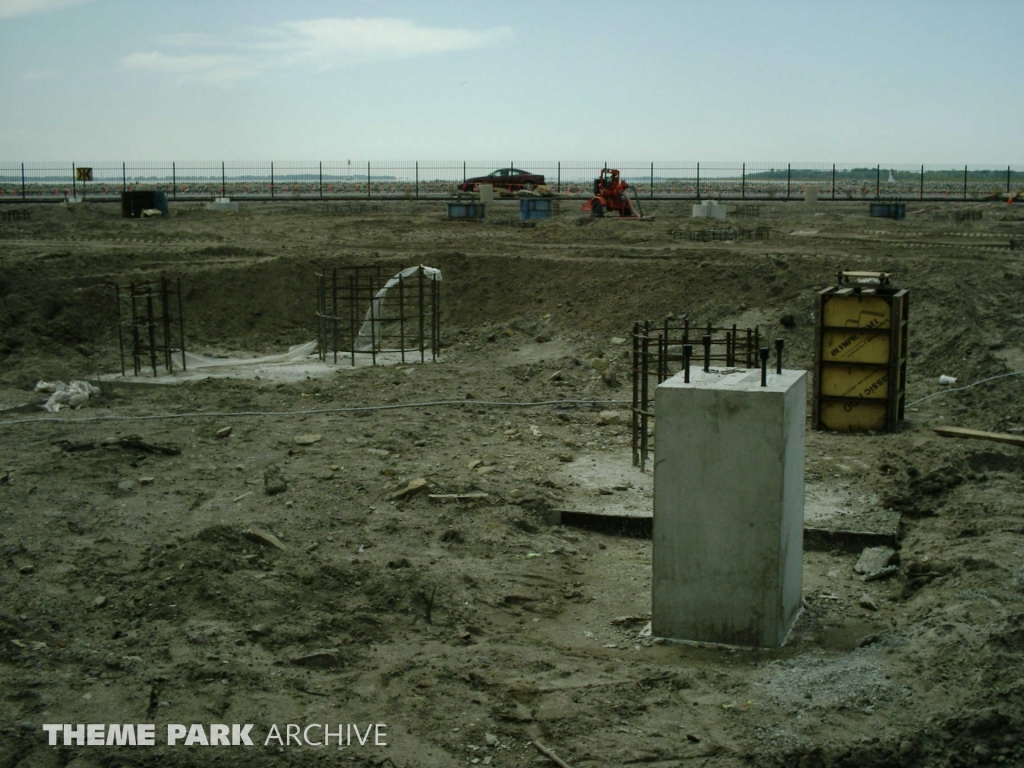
819 366 889 400
819 400 888 432
822 330 890 364
822 295 891 329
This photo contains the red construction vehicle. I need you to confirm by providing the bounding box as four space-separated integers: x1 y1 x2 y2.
581 168 652 219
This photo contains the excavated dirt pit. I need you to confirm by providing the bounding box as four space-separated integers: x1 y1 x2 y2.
1 198 1024 768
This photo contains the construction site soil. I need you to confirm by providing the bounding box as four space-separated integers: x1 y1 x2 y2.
1 198 1023 768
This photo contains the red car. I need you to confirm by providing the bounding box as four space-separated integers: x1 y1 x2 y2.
458 168 545 192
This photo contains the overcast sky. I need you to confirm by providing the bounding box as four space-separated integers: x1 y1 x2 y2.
1 0 1020 164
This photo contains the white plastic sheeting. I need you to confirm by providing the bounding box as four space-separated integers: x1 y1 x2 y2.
170 341 318 370
354 266 441 352
34 380 101 412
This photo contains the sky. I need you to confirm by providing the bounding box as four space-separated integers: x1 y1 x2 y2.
0 0 1021 164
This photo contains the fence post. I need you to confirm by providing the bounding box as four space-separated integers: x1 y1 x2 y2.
172 162 176 199
920 165 924 200
875 165 880 199
696 162 700 200
463 161 466 186
122 161 126 191
1009 165 1012 196
221 161 225 197
650 162 654 199
832 164 836 200
415 161 419 198
367 161 371 198
557 162 560 193
319 161 323 198
21 162 25 199
963 165 967 200
271 161 274 198
741 162 745 199
72 162 76 198
787 164 791 200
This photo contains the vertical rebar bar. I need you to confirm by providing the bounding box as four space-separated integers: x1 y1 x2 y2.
631 322 639 467
145 288 158 377
398 270 406 364
746 328 752 368
640 322 649 472
129 285 139 375
331 268 338 364
367 162 371 198
160 278 172 373
175 278 187 372
726 330 733 367
1008 166 1012 196
122 162 126 191
432 275 439 361
787 164 791 200
650 162 654 199
418 267 426 364
683 344 691 383
369 270 377 366
557 162 561 193
696 162 700 200
349 271 356 366
115 284 125 377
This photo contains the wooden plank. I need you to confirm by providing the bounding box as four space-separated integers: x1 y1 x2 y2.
933 426 1024 448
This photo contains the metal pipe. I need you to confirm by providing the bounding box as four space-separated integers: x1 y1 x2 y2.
331 268 338 364
702 334 711 372
399 268 406 364
760 347 769 386
775 338 784 374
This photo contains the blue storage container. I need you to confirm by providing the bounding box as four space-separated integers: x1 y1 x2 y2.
447 202 485 220
519 198 554 220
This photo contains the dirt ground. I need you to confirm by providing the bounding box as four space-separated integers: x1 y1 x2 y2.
1 197 1023 768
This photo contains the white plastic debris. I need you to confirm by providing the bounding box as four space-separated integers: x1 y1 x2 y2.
36 380 100 412
938 375 958 385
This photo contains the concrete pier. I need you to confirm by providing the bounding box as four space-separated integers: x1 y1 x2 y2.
652 367 806 648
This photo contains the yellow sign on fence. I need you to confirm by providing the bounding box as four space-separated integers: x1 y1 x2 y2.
76 167 93 181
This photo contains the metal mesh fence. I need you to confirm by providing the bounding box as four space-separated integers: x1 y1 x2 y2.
1 161 1020 202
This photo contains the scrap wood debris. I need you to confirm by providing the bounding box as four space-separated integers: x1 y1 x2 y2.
53 435 181 455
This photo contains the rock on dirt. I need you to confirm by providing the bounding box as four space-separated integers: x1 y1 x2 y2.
854 546 896 577
263 464 287 495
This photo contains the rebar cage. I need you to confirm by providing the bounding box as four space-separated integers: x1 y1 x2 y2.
631 320 760 471
315 264 440 365
115 278 186 377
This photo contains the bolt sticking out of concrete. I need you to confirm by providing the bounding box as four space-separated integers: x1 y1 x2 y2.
683 344 693 383
702 335 711 372
775 338 785 375
760 347 770 386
